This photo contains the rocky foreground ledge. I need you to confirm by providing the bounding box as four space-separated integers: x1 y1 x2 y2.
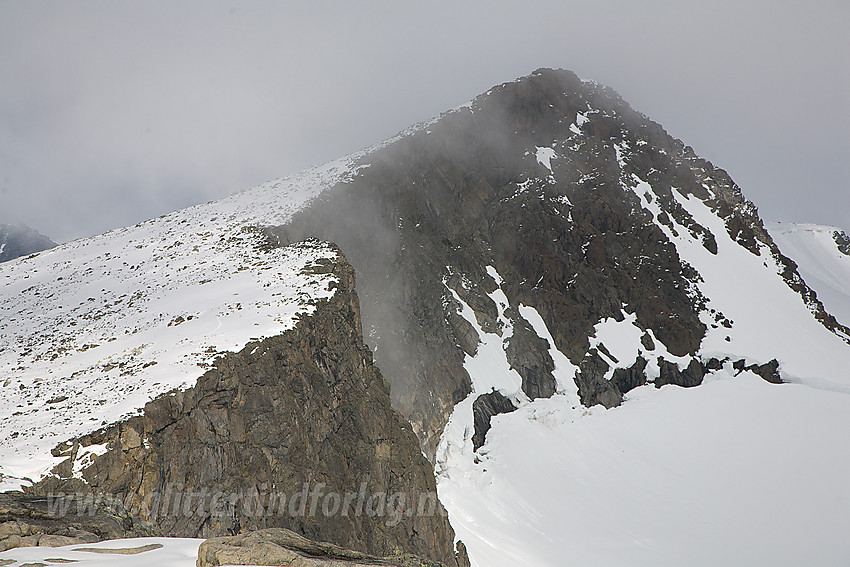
197 528 466 567
0 492 151 552
0 510 464 567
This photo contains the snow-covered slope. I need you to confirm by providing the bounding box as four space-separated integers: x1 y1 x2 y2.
767 222 850 328
437 261 850 567
622 179 850 390
0 538 202 567
0 156 363 490
439 370 850 567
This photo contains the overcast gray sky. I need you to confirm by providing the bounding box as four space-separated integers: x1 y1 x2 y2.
1 1 848 242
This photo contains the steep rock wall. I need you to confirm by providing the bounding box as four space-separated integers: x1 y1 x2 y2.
32 250 465 566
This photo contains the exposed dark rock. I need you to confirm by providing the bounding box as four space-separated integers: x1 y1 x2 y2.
731 358 782 384
833 230 850 256
610 357 648 394
454 541 470 567
504 317 556 399
655 358 705 388
30 250 465 566
729 358 782 384
445 302 480 357
574 351 622 408
196 527 449 567
0 224 56 263
471 391 518 451
748 359 782 384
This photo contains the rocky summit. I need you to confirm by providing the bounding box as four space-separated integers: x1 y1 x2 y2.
2 68 850 567
280 67 849 455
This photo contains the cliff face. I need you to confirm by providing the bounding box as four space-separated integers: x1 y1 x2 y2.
34 250 464 566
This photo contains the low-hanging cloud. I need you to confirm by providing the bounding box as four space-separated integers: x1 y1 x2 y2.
1 0 847 242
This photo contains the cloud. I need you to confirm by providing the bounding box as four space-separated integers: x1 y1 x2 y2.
0 0 847 241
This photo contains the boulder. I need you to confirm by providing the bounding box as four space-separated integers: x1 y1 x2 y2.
471 391 517 451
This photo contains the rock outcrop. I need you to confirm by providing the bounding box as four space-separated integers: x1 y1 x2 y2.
834 230 850 256
504 318 556 399
610 357 648 394
732 358 783 384
196 527 461 567
471 391 517 451
655 359 706 389
574 351 622 408
31 250 465 566
0 492 149 552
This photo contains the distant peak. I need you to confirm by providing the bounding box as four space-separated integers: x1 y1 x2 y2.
0 223 56 263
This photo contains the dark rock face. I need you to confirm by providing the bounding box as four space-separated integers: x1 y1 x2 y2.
31 251 465 567
574 351 622 408
275 68 838 457
656 359 705 389
504 317 556 399
0 224 56 263
611 357 648 394
471 391 517 451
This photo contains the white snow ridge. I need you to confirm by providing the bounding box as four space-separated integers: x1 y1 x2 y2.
0 156 362 491
767 222 850 328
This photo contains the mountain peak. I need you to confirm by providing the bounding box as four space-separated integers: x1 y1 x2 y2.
281 70 850 454
0 223 56 263
3 70 850 566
